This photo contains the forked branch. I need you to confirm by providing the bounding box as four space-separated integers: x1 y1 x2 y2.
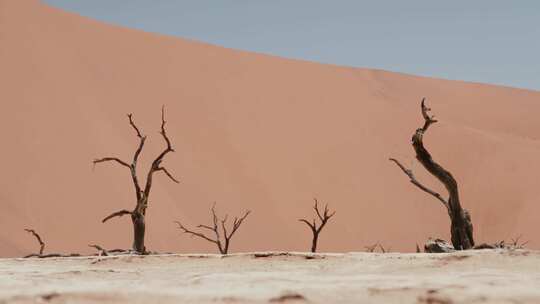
299 198 336 253
144 106 178 198
156 167 180 183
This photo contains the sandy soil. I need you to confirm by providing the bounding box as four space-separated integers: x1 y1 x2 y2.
1 250 539 304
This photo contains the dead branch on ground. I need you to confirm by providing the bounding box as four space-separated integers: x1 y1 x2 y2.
24 228 45 255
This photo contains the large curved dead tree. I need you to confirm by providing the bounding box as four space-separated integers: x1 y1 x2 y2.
390 99 474 250
175 203 250 254
299 199 336 253
93 107 179 254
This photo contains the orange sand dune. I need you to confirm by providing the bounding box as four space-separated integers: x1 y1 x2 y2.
1 0 539 257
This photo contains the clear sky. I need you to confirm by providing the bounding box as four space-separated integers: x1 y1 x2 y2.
44 1 540 91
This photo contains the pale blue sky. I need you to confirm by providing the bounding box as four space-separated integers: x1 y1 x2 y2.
44 1 540 90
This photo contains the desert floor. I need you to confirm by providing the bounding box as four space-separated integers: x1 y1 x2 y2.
1 250 539 304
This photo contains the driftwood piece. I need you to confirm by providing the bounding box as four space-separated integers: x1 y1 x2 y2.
24 229 45 255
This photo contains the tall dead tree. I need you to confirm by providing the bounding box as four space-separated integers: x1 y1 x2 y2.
175 203 250 254
390 99 474 250
299 199 335 253
94 107 179 254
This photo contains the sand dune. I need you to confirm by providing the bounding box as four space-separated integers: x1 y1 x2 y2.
1 0 540 257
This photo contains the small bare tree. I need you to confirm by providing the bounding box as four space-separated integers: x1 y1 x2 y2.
175 203 250 254
299 199 335 253
364 242 389 253
93 107 179 254
390 99 474 250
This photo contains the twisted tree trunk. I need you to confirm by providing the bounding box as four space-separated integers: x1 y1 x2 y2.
391 99 474 250
131 205 146 253
411 99 474 250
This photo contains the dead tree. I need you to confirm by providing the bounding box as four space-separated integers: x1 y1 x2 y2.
94 106 179 254
175 203 250 254
390 99 474 250
24 228 45 256
299 199 335 253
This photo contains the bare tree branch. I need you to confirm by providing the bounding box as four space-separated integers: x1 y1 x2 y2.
299 219 317 233
144 106 176 198
175 221 219 245
93 157 130 169
160 105 173 151
22 229 84 258
156 167 180 183
102 210 132 223
24 229 45 255
389 158 449 211
127 113 143 138
127 114 147 200
228 211 250 239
